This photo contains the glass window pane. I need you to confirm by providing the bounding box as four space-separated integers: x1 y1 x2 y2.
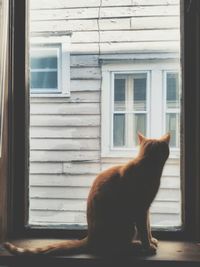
134 114 146 145
31 49 58 69
133 73 147 111
31 71 57 89
29 0 181 230
167 73 179 109
114 77 125 111
166 113 180 147
113 114 125 147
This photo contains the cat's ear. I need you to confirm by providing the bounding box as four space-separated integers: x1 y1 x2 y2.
161 133 170 144
138 132 146 144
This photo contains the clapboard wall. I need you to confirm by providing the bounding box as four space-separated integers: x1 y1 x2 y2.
29 0 181 227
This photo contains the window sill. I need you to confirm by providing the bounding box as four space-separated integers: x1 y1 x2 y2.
0 240 200 266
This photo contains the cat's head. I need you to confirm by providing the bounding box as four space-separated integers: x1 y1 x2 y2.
137 132 170 162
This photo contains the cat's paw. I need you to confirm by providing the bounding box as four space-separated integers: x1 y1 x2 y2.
151 237 158 247
142 243 157 255
131 240 142 252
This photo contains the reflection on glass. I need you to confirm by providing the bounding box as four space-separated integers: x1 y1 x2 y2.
113 114 125 147
30 48 58 91
31 71 57 89
114 78 125 111
167 73 179 109
134 114 146 145
31 50 57 69
166 113 179 148
133 74 147 111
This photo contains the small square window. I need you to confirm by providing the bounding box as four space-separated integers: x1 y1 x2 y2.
30 35 71 96
30 46 59 92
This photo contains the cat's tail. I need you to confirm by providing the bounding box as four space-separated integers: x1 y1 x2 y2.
4 237 88 255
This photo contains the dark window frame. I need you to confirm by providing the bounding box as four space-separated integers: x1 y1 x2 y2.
6 0 200 242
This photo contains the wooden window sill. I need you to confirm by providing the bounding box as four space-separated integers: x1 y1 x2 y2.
0 240 200 266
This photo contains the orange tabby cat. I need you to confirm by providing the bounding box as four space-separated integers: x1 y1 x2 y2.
4 133 170 256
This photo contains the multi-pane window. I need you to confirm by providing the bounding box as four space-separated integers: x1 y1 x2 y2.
165 72 180 148
102 62 180 157
113 73 148 148
30 45 60 93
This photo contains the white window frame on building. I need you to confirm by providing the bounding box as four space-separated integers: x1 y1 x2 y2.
164 71 180 150
30 33 71 97
101 56 180 158
111 71 150 149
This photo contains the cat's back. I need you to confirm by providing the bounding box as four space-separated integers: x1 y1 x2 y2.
92 164 122 190
89 158 140 198
87 164 124 203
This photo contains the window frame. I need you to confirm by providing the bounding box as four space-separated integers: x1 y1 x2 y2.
30 45 61 93
101 60 180 158
6 0 200 242
30 35 71 97
111 71 150 150
163 71 180 150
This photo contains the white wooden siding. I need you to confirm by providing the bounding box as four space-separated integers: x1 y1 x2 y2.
130 17 179 30
30 139 100 150
30 103 100 115
31 20 99 32
71 42 179 54
70 55 99 67
70 80 101 91
30 6 179 21
31 17 179 33
30 114 100 127
71 67 101 79
63 162 101 174
30 174 96 187
31 0 178 9
29 0 181 228
102 0 179 6
30 127 100 138
30 151 100 162
31 92 100 104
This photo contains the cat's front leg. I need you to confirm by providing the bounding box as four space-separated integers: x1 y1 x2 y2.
147 210 158 247
136 211 157 255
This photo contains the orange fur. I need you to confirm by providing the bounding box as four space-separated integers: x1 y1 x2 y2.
4 133 170 256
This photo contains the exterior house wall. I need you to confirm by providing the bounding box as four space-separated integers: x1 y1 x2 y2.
29 0 181 227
